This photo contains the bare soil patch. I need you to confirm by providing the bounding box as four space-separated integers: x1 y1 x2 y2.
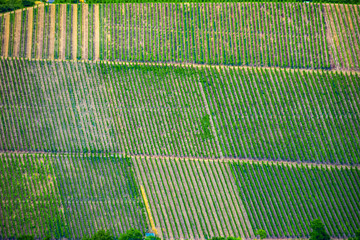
48 5 55 60
72 4 77 60
36 4 44 59
26 8 33 59
2 13 10 57
13 10 22 57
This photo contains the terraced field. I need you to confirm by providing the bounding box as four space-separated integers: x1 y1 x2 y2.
0 2 360 240
1 3 360 70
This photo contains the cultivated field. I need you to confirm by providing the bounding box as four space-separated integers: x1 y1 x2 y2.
1 58 359 164
0 2 360 240
1 3 360 70
0 153 147 239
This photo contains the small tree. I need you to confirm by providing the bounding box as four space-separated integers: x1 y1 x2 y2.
309 219 330 240
255 229 267 239
83 229 113 240
92 230 113 240
119 228 142 240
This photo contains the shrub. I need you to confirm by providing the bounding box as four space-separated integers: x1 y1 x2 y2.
309 219 330 240
348 229 360 240
255 229 267 239
119 229 142 240
17 235 35 240
83 230 113 240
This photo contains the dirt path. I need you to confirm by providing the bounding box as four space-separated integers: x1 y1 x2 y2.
2 13 10 57
48 5 55 60
36 4 44 59
72 4 77 60
59 4 66 60
94 4 100 60
26 8 33 59
13 10 22 57
82 4 88 60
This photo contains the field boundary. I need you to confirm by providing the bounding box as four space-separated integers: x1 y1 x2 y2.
140 185 158 235
1 151 359 170
1 56 359 75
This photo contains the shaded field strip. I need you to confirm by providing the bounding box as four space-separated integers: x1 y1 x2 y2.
1 56 359 75
0 151 359 170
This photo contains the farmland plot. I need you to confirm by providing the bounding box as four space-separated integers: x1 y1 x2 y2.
1 3 359 71
0 153 65 239
324 4 360 71
106 3 330 69
231 161 360 238
133 156 253 240
0 59 119 153
0 153 147 239
0 59 219 157
201 66 360 164
52 153 147 238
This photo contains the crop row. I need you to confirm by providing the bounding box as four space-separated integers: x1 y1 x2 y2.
0 153 147 239
0 3 359 70
231 161 360 238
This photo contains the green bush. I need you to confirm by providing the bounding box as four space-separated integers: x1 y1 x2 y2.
17 235 35 240
0 0 34 13
309 219 330 240
227 237 241 240
119 229 142 240
255 229 267 239
348 229 360 240
83 229 113 240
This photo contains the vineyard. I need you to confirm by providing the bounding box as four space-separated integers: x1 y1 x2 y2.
1 3 360 70
1 2 360 240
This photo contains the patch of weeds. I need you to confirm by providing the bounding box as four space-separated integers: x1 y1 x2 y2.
197 114 213 141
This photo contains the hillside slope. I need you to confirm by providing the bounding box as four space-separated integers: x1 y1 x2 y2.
0 3 360 70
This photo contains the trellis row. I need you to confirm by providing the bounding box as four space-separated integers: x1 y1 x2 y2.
0 3 358 71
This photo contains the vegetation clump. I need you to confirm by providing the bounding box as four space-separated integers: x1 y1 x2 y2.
309 219 330 240
255 229 267 239
0 0 35 13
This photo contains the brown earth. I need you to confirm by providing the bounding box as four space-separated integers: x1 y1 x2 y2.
59 4 66 59
36 4 44 59
49 5 55 60
72 4 77 60
2 13 10 58
82 4 88 60
94 4 100 60
26 8 33 59
13 10 22 57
